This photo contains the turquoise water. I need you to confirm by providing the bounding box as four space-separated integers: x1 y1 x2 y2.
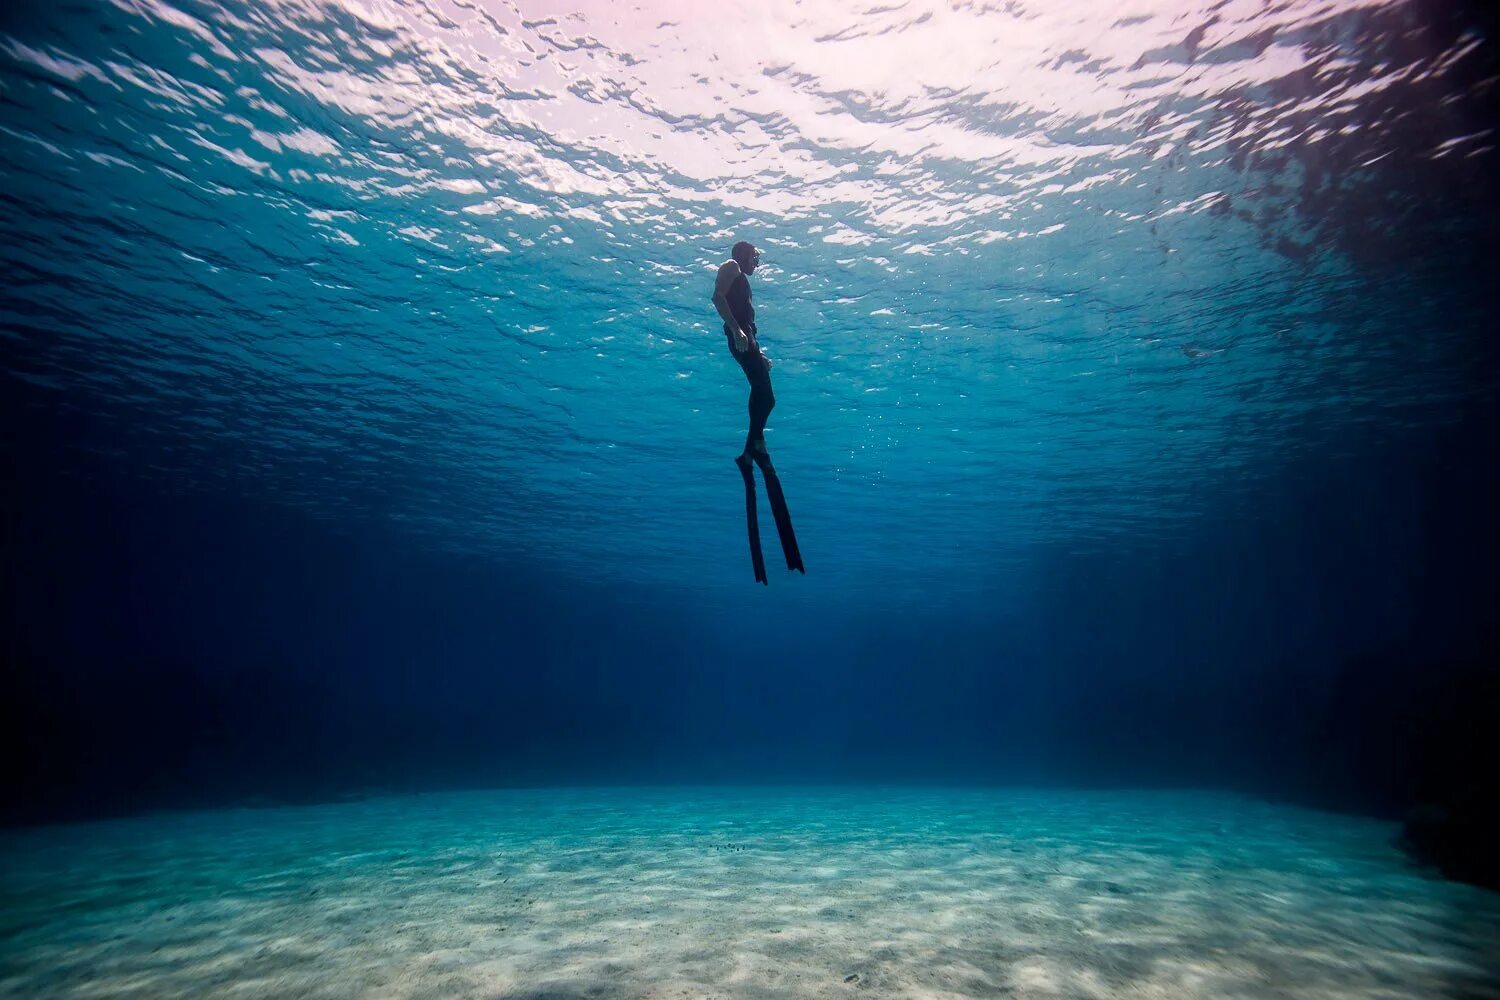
3 3 1498 994
3 789 1499 998
2 0 1491 606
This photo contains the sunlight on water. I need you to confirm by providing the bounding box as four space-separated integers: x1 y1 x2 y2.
0 0 1493 600
3 789 1499 998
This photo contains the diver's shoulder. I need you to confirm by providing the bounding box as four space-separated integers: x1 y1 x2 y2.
718 258 742 276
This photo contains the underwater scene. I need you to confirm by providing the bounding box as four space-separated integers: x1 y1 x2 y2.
2 0 1498 996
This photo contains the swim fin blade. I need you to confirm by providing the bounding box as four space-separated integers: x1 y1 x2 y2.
737 454 768 585
753 453 805 574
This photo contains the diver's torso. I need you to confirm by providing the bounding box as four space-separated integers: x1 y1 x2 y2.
724 274 768 381
726 272 754 332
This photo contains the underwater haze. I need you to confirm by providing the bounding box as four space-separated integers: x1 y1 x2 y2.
2 0 1499 997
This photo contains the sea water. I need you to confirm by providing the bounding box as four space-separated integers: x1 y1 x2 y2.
2 1 1497 997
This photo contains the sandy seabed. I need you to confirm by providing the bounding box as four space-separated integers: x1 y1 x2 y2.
1 788 1497 999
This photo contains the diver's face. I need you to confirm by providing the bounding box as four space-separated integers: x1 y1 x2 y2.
739 247 761 274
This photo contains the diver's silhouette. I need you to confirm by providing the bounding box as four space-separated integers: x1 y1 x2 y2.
710 240 804 584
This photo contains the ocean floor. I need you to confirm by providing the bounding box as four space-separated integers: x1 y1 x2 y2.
1 788 1497 999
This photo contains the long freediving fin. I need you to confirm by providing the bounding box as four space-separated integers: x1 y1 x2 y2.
752 451 805 574
737 454 768 585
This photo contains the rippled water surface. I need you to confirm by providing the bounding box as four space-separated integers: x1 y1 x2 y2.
2 0 1494 598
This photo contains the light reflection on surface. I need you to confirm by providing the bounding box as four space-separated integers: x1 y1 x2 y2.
0 0 1494 597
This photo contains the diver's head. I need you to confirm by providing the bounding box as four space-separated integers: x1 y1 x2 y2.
732 240 760 275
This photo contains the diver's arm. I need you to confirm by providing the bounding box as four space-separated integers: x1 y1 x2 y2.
711 260 749 352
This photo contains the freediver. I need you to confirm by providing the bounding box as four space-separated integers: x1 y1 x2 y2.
710 240 805 584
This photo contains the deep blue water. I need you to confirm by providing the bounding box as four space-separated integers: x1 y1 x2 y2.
1 0 1496 838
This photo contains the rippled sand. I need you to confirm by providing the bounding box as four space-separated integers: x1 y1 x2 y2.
2 789 1496 999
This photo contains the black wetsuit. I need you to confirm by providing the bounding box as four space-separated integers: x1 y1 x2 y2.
725 272 774 452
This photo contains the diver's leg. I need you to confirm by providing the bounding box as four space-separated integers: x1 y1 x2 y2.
734 377 772 584
742 378 774 459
